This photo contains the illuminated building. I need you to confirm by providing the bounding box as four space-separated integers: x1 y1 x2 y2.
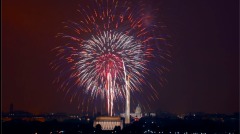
120 104 143 120
93 116 123 130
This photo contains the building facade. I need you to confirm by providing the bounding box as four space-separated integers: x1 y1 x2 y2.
120 104 143 119
93 116 123 130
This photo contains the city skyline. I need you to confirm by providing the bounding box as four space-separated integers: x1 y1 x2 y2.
2 0 239 115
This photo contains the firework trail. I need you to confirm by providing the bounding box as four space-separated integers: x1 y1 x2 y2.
51 0 170 115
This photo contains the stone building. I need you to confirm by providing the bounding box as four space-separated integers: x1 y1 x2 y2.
93 116 123 130
120 104 143 119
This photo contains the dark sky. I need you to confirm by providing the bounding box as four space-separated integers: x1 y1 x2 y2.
2 0 239 114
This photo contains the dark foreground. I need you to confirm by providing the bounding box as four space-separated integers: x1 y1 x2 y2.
2 115 239 134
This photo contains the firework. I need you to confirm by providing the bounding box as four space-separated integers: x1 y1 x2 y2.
51 0 170 115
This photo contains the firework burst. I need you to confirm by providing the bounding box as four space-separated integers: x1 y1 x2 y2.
51 0 170 115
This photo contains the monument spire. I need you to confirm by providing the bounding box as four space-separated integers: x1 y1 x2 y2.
125 75 130 124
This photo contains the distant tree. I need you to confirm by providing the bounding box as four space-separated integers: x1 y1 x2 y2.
114 126 121 133
95 124 102 133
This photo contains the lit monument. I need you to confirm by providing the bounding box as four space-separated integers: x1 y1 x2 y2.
125 75 130 124
93 116 123 130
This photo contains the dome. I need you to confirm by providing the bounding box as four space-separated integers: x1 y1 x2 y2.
135 104 141 114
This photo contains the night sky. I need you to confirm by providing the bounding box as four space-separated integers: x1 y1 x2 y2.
2 0 239 114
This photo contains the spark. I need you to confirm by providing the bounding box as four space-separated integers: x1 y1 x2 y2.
51 0 170 115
